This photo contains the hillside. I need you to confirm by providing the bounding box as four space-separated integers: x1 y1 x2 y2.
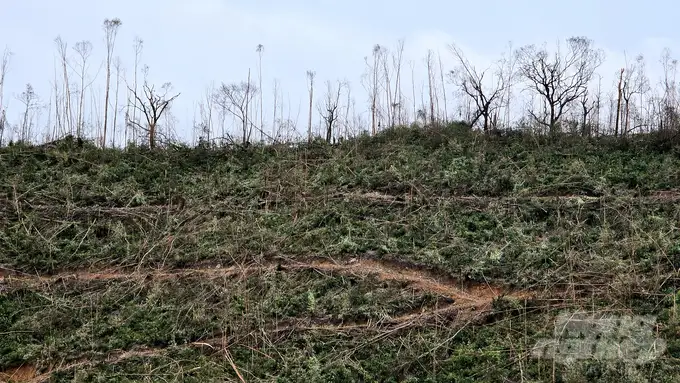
1 124 680 382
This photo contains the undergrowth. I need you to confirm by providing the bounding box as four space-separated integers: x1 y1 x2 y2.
2 125 680 382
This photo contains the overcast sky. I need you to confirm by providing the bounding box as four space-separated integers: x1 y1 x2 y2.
1 0 680 143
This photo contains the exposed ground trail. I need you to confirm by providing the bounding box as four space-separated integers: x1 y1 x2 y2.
0 256 533 308
1 257 539 382
0 296 512 383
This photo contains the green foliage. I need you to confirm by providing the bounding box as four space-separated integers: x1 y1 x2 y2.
2 126 680 381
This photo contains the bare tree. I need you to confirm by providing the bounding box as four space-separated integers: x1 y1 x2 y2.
501 41 516 129
392 40 405 126
126 37 143 144
215 77 258 145
659 49 678 133
71 40 99 138
409 60 417 122
317 80 345 143
256 44 264 143
306 70 315 142
516 36 604 134
438 50 448 123
621 54 650 135
382 47 393 128
370 44 383 134
579 91 596 137
426 50 436 125
615 68 624 137
0 47 11 146
272 78 279 141
112 57 122 147
449 43 508 132
17 84 39 142
127 78 180 149
102 17 122 147
55 37 74 135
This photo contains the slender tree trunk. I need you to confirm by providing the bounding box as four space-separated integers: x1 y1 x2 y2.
427 51 435 125
112 58 121 147
103 18 122 148
383 51 392 128
307 71 314 142
615 68 624 137
53 59 63 138
437 51 448 123
272 79 278 140
392 40 404 126
410 61 416 123
56 38 73 136
372 46 379 135
258 47 264 142
103 54 111 147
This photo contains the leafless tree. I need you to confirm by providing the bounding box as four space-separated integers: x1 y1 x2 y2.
516 36 604 134
381 47 393 128
426 50 436 125
102 17 122 147
126 37 143 144
256 44 264 142
437 50 448 123
620 54 650 135
215 76 258 145
0 47 11 146
71 40 100 138
127 78 180 149
364 44 384 134
306 70 315 142
409 60 417 122
500 41 516 129
449 43 508 132
579 91 596 137
194 83 216 144
17 84 39 142
112 57 122 147
55 37 74 135
615 68 624 136
391 40 405 126
317 80 346 143
272 78 279 140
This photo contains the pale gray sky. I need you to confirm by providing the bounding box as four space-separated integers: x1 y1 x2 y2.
1 0 679 143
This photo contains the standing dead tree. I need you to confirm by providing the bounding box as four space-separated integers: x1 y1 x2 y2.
307 70 315 143
126 37 143 144
0 47 11 146
615 68 624 136
516 36 604 135
102 18 122 147
71 40 100 139
317 80 346 143
55 37 74 135
17 84 40 142
256 44 264 143
621 54 650 136
449 43 508 132
391 40 405 127
215 78 258 145
426 50 436 125
127 80 180 149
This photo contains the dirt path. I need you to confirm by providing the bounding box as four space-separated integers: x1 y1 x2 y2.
0 256 537 383
1 256 532 307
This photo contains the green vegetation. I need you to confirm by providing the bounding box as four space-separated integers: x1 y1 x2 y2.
2 124 680 382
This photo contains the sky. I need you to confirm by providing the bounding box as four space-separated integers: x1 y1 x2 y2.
1 0 680 143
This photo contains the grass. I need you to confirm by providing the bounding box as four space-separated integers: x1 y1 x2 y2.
1 124 680 381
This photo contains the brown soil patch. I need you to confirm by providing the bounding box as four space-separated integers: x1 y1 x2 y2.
0 365 37 383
